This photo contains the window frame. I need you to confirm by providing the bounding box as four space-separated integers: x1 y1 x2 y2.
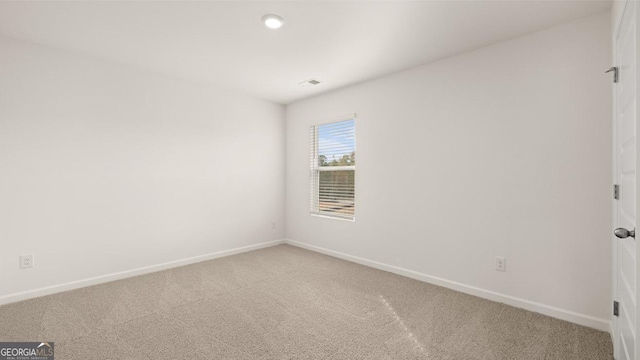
309 115 356 221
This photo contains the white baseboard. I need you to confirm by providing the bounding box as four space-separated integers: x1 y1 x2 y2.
0 239 285 306
284 238 611 333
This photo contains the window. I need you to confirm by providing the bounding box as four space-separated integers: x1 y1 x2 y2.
310 116 356 220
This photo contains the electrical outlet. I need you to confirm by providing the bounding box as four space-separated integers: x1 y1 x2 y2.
272 221 276 229
20 254 34 269
495 257 506 272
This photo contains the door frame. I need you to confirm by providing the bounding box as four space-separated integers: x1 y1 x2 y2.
612 1 640 359
612 3 624 358
635 1 640 357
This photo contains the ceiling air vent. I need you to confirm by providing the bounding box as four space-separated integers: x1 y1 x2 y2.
298 78 321 87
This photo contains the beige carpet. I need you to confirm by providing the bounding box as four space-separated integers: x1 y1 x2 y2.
0 244 612 359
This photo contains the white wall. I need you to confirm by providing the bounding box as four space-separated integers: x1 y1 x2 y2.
0 36 285 302
286 11 612 329
612 1 625 34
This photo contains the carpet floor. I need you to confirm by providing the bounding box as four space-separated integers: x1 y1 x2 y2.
0 244 612 359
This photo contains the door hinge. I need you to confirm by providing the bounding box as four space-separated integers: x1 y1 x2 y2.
614 184 620 200
606 67 619 83
614 301 619 316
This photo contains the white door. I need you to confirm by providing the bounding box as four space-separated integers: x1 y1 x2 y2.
614 2 637 359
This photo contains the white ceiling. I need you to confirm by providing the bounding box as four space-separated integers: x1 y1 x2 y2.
0 1 611 104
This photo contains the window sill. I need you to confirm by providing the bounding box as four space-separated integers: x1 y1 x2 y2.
310 213 356 222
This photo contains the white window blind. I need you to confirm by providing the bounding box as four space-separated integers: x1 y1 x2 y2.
310 117 356 219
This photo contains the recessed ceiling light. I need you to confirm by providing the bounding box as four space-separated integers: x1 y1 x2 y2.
262 14 284 29
298 79 321 87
